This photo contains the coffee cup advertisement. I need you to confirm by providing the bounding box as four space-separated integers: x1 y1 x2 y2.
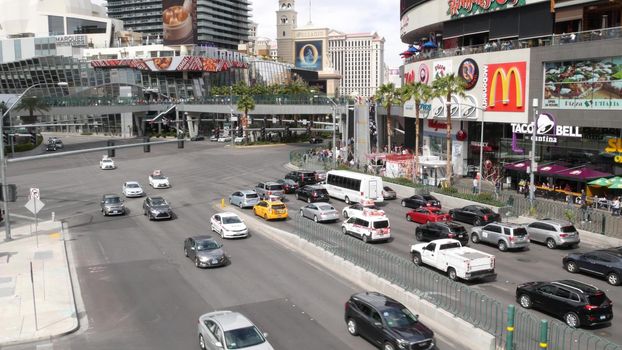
162 0 197 45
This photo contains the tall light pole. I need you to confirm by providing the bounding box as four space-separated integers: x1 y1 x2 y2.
325 97 340 169
2 81 67 241
529 98 538 209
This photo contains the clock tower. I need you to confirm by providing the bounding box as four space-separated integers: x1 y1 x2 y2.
276 0 297 64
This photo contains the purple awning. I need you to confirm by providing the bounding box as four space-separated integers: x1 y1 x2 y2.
553 167 613 182
503 160 531 172
537 164 569 176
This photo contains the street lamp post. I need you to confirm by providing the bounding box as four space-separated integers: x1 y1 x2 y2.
2 82 67 241
529 99 538 209
325 97 340 169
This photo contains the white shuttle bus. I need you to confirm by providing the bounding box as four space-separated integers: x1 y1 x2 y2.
325 170 384 204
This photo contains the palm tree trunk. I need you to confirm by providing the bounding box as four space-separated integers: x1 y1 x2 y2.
386 104 392 151
445 93 453 187
414 104 420 183
243 110 248 139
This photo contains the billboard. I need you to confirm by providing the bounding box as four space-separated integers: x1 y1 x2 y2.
295 41 323 71
543 57 622 110
162 0 197 45
448 0 526 19
483 61 526 112
90 57 248 72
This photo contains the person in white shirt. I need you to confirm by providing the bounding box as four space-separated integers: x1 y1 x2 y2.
472 177 479 194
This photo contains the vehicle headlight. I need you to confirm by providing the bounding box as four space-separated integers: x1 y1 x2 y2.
397 339 409 349
199 256 209 262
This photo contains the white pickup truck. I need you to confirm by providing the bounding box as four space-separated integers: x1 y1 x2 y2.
410 239 496 281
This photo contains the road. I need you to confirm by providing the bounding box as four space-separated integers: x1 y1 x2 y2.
2 139 455 350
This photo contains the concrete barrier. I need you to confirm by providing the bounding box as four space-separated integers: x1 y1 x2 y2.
240 212 497 350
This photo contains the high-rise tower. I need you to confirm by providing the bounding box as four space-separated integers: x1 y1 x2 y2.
276 0 297 64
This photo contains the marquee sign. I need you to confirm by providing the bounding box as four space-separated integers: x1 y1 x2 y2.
447 0 526 19
511 112 582 143
604 138 622 163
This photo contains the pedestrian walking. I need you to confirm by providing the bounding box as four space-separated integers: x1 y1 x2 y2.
613 197 621 216
472 176 479 194
495 179 501 199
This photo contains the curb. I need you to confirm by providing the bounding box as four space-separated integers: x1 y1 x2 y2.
232 143 287 149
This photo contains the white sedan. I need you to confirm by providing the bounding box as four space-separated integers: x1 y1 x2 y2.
122 181 144 198
149 171 171 189
100 157 116 170
210 212 249 239
217 136 232 142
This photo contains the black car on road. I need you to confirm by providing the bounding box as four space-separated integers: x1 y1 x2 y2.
183 235 229 268
516 280 613 328
415 222 469 246
295 185 330 203
448 205 501 226
276 178 299 194
563 248 622 286
142 196 173 220
400 195 441 209
344 291 435 350
285 170 317 186
44 142 58 151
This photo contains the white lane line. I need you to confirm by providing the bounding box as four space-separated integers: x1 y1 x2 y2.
11 213 37 221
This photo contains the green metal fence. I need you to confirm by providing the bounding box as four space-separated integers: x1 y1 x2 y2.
288 180 620 350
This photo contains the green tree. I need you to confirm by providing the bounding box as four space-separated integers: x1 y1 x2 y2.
15 96 50 133
400 82 436 183
432 74 466 187
236 94 255 139
375 83 401 150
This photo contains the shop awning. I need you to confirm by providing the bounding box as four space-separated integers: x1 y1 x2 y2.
503 160 531 172
537 164 569 176
553 166 613 182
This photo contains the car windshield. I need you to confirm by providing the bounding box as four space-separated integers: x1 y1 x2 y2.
223 216 242 224
384 186 393 191
272 204 286 210
224 326 265 349
127 183 139 188
318 204 335 211
245 193 259 199
151 198 167 206
315 189 328 195
514 228 528 236
103 160 113 163
152 175 166 179
382 308 418 328
104 197 121 204
197 241 221 251
267 184 283 191
561 225 577 233
588 293 608 306
439 242 462 250
449 226 467 234
373 220 389 229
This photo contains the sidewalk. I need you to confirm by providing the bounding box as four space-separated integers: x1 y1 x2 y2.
0 221 79 346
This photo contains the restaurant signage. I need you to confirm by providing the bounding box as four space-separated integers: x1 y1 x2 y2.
55 35 87 47
483 61 526 112
447 0 526 19
511 112 582 143
604 138 622 163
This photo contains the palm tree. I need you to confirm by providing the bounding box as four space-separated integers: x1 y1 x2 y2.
401 82 436 183
236 94 255 140
15 96 50 133
375 83 400 150
432 74 466 187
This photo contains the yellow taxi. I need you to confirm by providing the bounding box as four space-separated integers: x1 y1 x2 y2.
253 200 288 220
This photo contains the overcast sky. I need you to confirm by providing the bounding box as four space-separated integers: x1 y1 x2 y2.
94 0 404 68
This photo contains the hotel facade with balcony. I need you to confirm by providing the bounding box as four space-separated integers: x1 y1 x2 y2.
397 0 622 184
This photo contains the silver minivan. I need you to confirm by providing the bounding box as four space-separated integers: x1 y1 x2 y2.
229 190 260 208
526 219 580 249
471 222 530 251
254 181 285 200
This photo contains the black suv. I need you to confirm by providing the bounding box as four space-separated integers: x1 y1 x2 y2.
415 222 469 246
516 279 613 328
448 205 501 226
285 170 317 186
345 292 435 350
563 248 622 286
295 185 329 203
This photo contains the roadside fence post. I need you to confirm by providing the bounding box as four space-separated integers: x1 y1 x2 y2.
539 319 548 349
505 304 515 350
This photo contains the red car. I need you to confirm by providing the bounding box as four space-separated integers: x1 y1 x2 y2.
406 207 451 224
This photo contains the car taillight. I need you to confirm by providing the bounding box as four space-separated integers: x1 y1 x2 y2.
267 191 272 195
427 203 431 206
559 233 568 238
584 305 599 311
483 215 489 221
447 233 456 238
509 236 515 242
313 192 318 197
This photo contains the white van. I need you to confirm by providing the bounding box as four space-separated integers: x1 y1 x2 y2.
325 170 384 204
341 209 391 243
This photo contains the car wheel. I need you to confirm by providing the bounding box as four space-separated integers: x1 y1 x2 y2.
406 215 412 222
451 212 457 220
343 211 349 219
344 196 351 204
362 234 369 243
471 233 480 243
474 218 482 226
401 200 406 207
264 213 268 220
498 240 508 251
565 261 578 273
447 267 458 281
184 248 188 257
415 231 423 241
195 258 200 268
307 197 312 203
412 253 422 265
296 193 300 200
546 238 557 249
519 294 532 309
342 226 348 235
239 202 243 208
564 312 580 328
211 225 215 232
253 209 257 216
383 342 396 350
199 334 206 350
313 215 318 223
299 210 304 217
607 272 621 286
346 318 358 336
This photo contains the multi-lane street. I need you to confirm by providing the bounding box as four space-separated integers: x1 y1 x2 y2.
3 139 459 350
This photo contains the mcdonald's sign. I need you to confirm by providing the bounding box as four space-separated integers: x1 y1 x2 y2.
484 61 526 112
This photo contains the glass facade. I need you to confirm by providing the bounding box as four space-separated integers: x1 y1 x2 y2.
48 15 65 36
66 17 107 34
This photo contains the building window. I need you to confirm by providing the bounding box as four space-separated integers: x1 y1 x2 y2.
283 31 285 37
67 17 107 34
48 15 65 36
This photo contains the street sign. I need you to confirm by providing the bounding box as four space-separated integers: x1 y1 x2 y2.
25 198 45 214
231 116 238 122
29 188 40 200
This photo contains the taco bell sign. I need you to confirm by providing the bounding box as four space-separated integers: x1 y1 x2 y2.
511 112 581 143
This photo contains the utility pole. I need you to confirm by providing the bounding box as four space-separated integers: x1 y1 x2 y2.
529 98 538 210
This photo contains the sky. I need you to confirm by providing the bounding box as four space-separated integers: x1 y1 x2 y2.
93 0 404 68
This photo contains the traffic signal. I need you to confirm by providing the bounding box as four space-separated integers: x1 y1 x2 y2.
2 133 7 146
143 136 151 152
30 133 37 145
177 133 184 149
107 140 115 157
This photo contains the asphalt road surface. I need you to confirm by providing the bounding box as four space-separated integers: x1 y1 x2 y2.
2 139 457 350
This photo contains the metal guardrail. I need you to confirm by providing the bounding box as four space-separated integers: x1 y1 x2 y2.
292 214 620 350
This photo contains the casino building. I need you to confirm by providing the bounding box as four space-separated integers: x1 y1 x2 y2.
398 0 622 180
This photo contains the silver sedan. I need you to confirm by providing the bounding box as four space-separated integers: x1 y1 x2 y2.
299 202 339 223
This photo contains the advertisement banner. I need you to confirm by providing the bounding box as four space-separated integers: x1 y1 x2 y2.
447 0 526 19
543 57 622 110
433 60 453 79
483 61 526 112
162 0 197 45
90 57 248 72
295 40 323 71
